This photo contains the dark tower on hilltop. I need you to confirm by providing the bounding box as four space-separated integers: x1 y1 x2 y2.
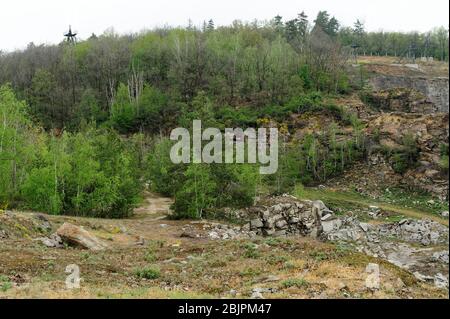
64 25 78 44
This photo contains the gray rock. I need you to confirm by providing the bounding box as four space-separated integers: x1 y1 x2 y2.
35 234 63 248
273 204 283 213
313 200 327 211
434 273 448 289
275 220 288 230
273 230 287 237
432 251 449 264
272 214 283 221
250 219 264 229
262 229 275 236
56 223 107 251
251 291 264 299
208 231 220 240
322 219 342 234
359 223 371 232
413 272 434 282
34 214 52 232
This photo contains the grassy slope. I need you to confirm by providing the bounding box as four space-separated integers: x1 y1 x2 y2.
294 187 449 226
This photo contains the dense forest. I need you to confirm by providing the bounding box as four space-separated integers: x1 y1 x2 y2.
0 11 448 219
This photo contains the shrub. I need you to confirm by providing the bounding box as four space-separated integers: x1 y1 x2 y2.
242 243 260 259
391 153 410 174
281 278 309 289
0 275 12 292
134 266 161 280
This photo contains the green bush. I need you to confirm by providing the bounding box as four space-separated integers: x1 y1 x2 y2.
242 243 261 259
392 153 410 174
0 275 12 292
281 278 309 289
134 266 161 280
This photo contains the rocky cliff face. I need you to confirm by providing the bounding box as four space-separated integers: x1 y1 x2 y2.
366 112 449 199
369 75 449 113
358 64 449 198
364 88 436 113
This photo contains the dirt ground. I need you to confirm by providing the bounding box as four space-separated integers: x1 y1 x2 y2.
358 55 449 77
0 191 448 299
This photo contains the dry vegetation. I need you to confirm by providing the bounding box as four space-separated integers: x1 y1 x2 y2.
0 192 447 299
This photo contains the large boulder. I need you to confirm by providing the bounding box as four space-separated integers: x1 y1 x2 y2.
56 223 107 251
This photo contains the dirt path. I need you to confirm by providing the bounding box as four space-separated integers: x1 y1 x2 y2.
132 191 173 220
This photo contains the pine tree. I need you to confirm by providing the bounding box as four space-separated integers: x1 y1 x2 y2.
297 11 309 38
273 15 284 33
207 19 215 31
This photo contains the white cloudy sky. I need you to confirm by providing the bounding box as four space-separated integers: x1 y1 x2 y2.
1 0 448 51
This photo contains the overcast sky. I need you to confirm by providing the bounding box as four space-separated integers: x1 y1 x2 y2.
1 0 448 51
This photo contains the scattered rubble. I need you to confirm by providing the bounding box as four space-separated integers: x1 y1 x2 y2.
33 214 52 233
181 222 256 241
251 287 277 299
324 217 448 247
368 206 382 219
377 219 448 246
434 273 449 289
323 216 449 288
413 271 448 289
35 233 63 248
432 251 449 264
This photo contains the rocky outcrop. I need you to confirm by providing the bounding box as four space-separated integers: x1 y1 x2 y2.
325 217 448 246
227 195 327 238
364 88 436 113
377 219 449 246
323 216 449 289
366 112 449 199
369 75 449 113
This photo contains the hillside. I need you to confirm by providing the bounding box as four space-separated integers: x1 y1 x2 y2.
0 12 449 300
